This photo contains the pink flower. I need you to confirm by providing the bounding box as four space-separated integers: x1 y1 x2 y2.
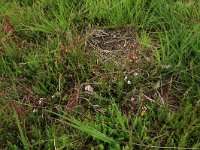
128 54 138 62
133 72 138 76
130 97 136 105
133 69 138 76
38 98 44 105
85 85 94 93
130 97 135 102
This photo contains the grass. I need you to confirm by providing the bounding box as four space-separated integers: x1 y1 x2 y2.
0 0 200 149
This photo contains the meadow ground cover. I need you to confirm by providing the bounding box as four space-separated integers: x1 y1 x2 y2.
0 0 200 149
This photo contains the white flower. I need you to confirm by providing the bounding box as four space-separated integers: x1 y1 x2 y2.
124 76 128 81
127 80 131 84
51 95 55 99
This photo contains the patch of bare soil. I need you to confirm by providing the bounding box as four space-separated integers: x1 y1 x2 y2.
86 27 141 64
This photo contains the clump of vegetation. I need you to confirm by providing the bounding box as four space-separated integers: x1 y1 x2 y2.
0 0 199 149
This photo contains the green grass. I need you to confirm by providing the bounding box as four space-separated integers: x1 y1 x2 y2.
0 0 200 149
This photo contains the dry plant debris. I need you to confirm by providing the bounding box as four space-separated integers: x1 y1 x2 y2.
86 27 141 64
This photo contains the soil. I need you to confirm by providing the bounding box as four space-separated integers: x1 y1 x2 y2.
86 27 141 64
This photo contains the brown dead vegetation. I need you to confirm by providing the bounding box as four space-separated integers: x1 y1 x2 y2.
86 27 141 65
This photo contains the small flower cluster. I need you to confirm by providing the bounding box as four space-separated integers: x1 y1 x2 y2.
133 69 138 77
124 76 132 84
33 98 45 113
128 54 138 63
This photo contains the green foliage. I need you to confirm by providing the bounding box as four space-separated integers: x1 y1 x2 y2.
14 109 30 149
0 0 200 149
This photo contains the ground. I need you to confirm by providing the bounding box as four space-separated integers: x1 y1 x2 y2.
0 0 200 150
